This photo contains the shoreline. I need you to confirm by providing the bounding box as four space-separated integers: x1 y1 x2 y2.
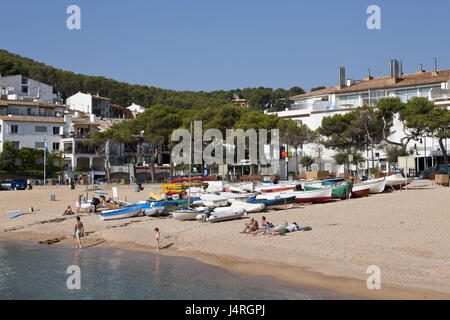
1 183 449 300
1 230 449 300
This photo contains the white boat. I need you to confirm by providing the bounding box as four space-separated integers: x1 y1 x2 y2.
356 177 386 193
172 208 202 221
228 199 265 213
254 182 297 193
386 174 413 188
99 205 142 221
198 194 229 207
207 208 246 223
284 187 333 203
81 202 95 212
143 205 168 217
219 192 256 200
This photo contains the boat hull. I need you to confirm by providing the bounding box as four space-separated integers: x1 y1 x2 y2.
100 206 142 221
357 177 386 193
207 208 246 223
287 188 333 203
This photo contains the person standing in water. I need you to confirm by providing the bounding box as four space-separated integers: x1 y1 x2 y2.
74 216 84 249
154 227 160 251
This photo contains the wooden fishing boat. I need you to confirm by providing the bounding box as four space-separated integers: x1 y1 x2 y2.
304 183 352 199
99 205 143 221
255 183 298 193
321 178 346 186
350 184 370 198
356 177 386 193
246 195 296 208
286 187 333 203
385 173 413 189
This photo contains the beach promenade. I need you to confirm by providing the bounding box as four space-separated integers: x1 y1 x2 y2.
0 182 449 299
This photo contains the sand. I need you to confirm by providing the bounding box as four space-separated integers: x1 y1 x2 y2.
0 181 449 299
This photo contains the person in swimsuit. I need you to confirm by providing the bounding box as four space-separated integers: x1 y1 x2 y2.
241 217 259 234
250 216 270 235
154 227 160 251
61 205 74 216
268 221 289 236
74 216 84 249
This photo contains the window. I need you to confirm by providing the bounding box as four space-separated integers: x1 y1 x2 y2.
396 89 418 102
10 125 18 134
35 142 45 149
35 126 47 133
53 126 60 135
53 142 60 151
21 86 28 94
12 141 20 149
337 95 359 108
0 124 1 133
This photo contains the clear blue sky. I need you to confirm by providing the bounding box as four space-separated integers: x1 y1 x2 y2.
1 0 449 92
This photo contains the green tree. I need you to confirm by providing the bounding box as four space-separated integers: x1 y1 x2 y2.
300 155 314 171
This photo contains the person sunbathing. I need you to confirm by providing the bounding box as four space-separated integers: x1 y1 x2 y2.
267 221 289 236
61 205 74 216
241 217 259 234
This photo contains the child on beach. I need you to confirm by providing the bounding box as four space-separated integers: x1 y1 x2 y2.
154 227 160 251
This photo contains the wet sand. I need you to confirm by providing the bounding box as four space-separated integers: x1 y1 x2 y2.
0 181 449 299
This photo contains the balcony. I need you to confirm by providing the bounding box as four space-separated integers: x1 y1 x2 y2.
0 108 64 118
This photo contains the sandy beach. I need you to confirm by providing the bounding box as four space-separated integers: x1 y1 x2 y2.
0 182 449 299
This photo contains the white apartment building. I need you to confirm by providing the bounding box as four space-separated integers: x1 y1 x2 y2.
0 100 66 153
0 75 62 104
66 92 111 118
268 60 450 178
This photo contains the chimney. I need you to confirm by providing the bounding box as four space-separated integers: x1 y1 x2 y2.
417 64 425 73
364 69 373 81
338 67 346 87
432 58 438 76
398 60 403 78
389 60 399 78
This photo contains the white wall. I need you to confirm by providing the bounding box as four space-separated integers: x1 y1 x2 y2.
66 92 92 114
0 120 64 152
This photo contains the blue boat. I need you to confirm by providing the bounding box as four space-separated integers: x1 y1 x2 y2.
246 195 296 208
321 178 345 186
100 205 143 221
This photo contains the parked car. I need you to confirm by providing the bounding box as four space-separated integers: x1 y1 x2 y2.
12 178 27 190
0 180 12 190
0 178 27 190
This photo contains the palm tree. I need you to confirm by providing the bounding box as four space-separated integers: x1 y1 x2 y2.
300 155 314 171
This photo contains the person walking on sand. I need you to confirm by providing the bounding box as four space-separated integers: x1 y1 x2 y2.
74 216 84 249
76 194 82 214
154 227 160 251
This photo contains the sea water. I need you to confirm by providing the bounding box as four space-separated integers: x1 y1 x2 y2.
0 239 347 300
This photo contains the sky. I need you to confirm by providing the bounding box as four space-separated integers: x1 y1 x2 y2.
1 0 449 92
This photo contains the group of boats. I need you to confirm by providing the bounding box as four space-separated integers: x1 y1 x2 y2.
95 173 413 223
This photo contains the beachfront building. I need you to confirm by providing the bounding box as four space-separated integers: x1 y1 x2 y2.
110 104 133 120
0 99 66 153
0 75 62 104
66 92 111 118
267 59 450 178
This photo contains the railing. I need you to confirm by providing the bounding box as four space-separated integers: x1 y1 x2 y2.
0 108 64 118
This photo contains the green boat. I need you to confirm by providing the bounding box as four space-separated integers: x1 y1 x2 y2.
304 183 352 199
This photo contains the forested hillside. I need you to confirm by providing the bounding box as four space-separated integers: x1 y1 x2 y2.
0 50 305 110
